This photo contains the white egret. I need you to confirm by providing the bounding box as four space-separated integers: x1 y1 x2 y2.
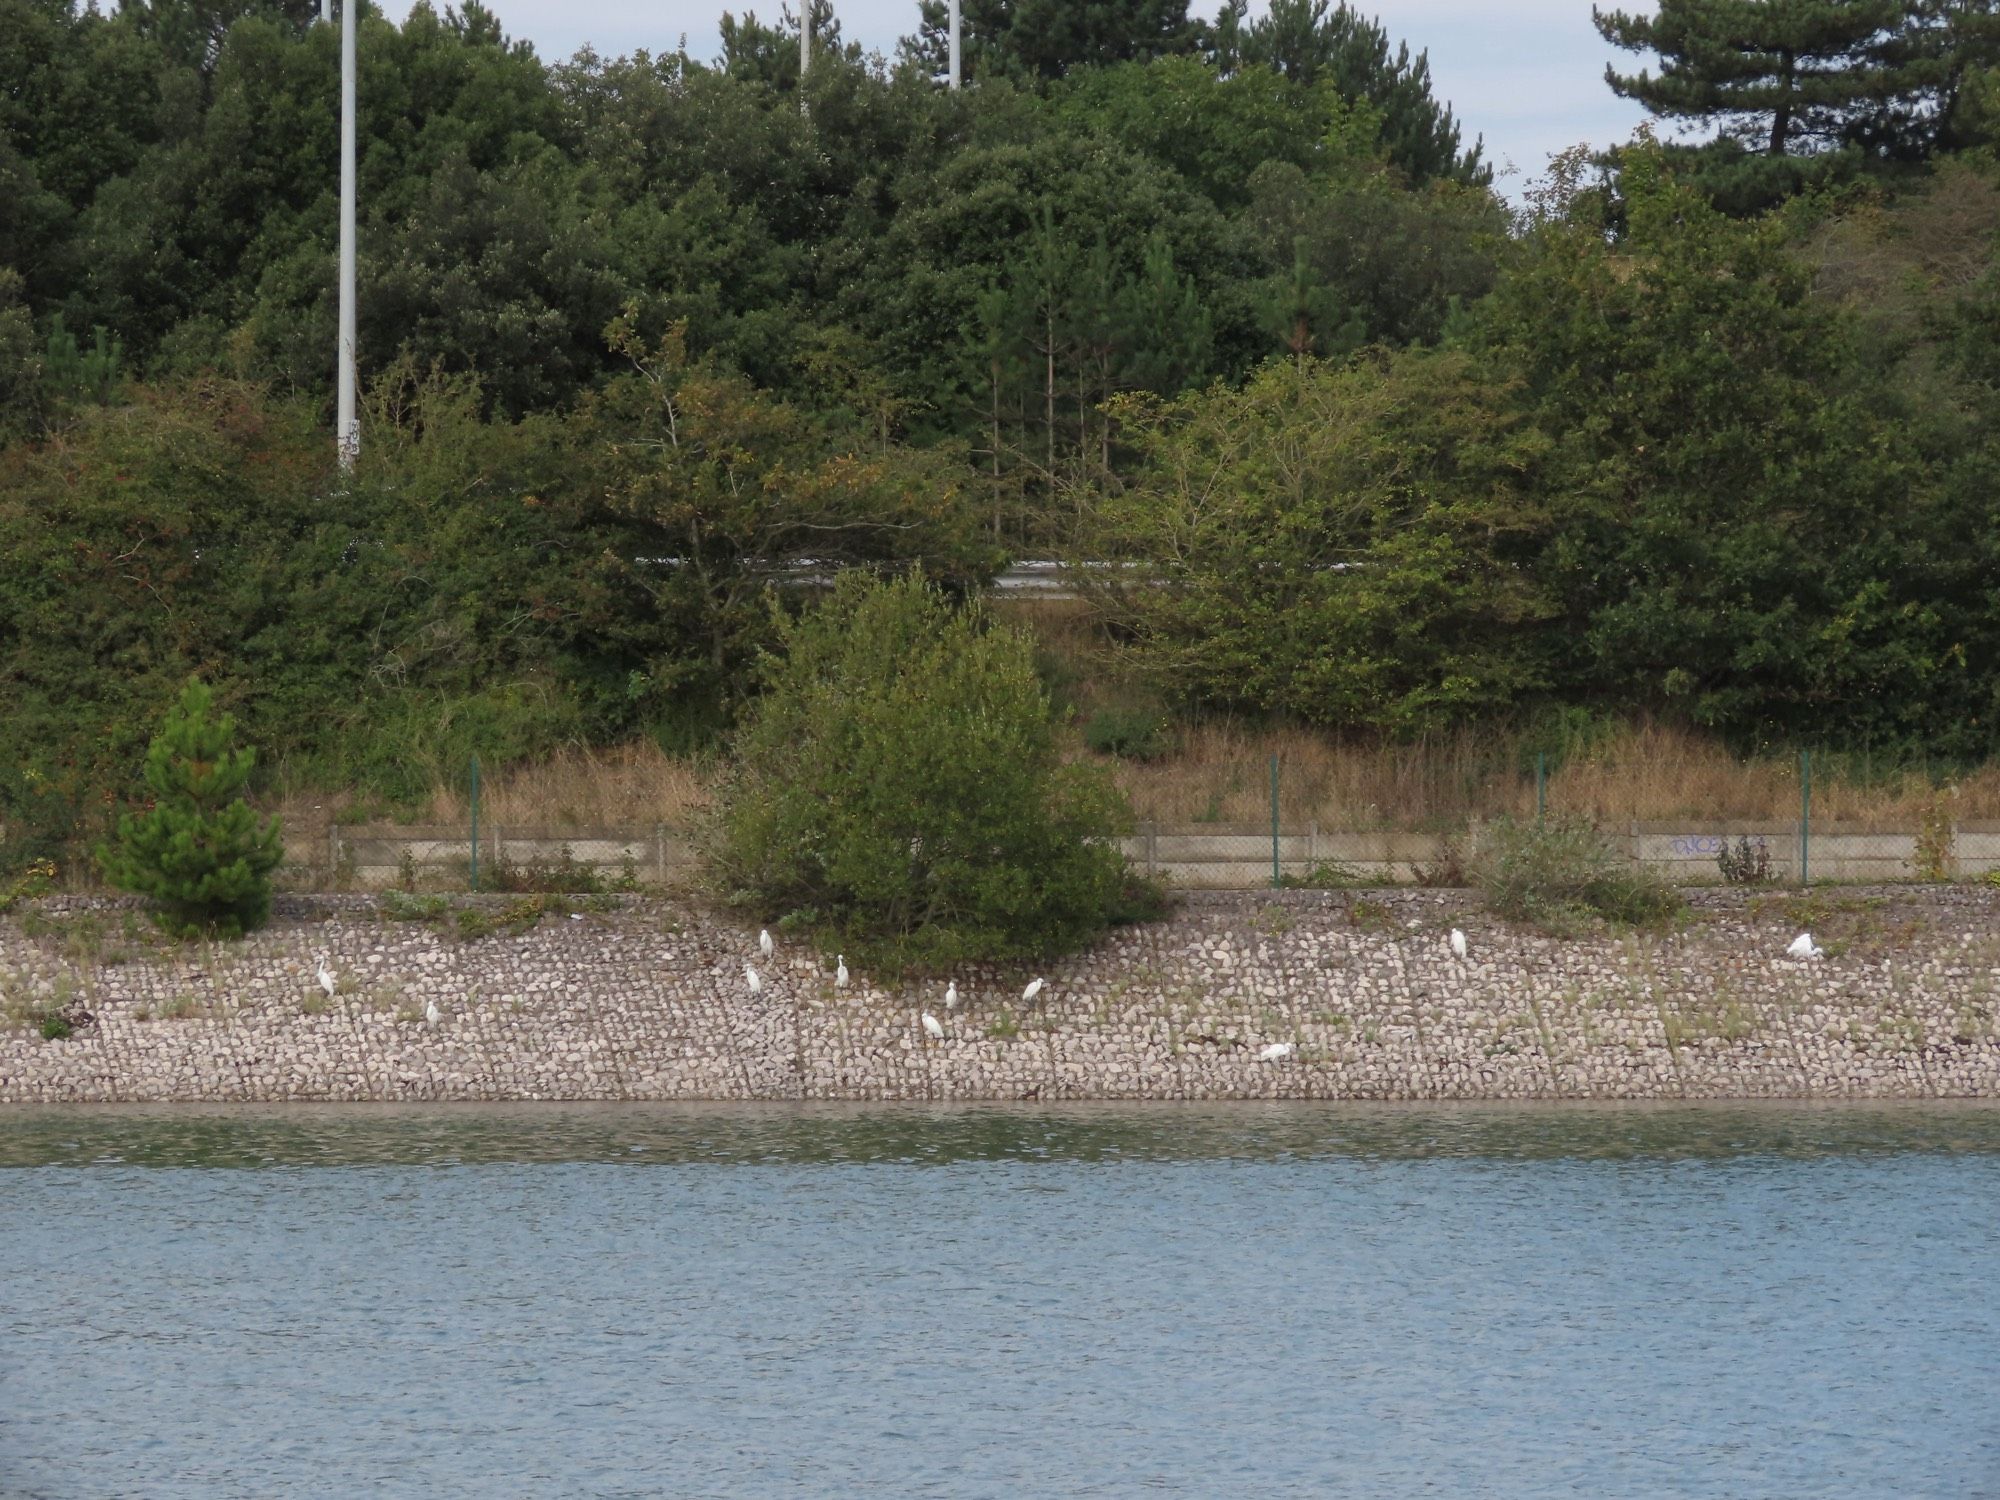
758 929 774 958
1787 932 1823 960
424 999 441 1027
1022 977 1046 1004
316 957 336 999
745 964 762 994
1450 929 1468 960
835 955 849 988
944 980 959 1011
1257 1042 1294 1062
921 1011 945 1040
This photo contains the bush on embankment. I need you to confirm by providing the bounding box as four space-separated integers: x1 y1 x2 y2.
712 572 1154 968
1472 815 1684 935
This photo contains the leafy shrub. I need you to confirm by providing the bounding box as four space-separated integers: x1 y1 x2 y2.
1083 706 1172 761
712 572 1136 966
1414 832 1469 887
1914 792 1955 882
493 845 606 895
1473 815 1683 933
0 859 58 914
98 680 283 939
1279 860 1374 889
1717 836 1774 885
377 891 452 924
37 1010 73 1041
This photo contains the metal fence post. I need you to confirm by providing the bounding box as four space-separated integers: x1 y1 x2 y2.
1270 753 1281 888
1799 749 1811 887
469 754 481 892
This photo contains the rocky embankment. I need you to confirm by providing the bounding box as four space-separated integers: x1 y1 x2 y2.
2 888 1997 1102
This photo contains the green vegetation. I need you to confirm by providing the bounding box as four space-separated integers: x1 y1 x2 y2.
98 681 283 939
714 572 1139 965
4 0 2000 902
1595 1 2000 209
1473 816 1684 935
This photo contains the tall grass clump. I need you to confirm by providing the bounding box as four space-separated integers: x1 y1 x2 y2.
1473 815 1683 934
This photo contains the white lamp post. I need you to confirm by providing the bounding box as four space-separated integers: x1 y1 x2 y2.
336 0 358 470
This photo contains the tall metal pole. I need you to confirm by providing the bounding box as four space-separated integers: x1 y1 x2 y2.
798 2 810 113
1269 753 1281 889
948 0 961 88
319 0 329 23
1799 749 1811 887
336 0 358 470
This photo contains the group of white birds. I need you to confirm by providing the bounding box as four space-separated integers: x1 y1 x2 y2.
746 928 1027 1043
314 954 440 1026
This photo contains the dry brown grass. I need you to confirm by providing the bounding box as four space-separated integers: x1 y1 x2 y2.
268 741 715 838
1099 720 2000 831
265 719 2000 841
425 741 713 829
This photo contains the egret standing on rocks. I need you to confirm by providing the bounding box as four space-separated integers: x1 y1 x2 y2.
1022 977 1046 1004
922 1011 945 1040
835 955 849 988
1787 932 1823 960
945 981 959 1011
317 957 337 999
424 998 441 1027
759 929 774 959
1450 929 1468 960
1257 1042 1294 1062
745 964 763 994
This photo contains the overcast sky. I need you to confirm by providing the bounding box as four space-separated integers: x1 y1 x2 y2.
390 0 1658 198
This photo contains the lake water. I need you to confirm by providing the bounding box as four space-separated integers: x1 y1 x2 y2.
4 1104 1998 1499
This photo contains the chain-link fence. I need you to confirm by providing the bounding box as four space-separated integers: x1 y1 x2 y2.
277 744 2000 892
1115 746 2000 890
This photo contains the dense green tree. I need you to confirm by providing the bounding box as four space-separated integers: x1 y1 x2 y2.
903 0 1201 84
1594 0 1910 157
1484 145 1988 751
861 126 1242 511
565 319 1005 712
1213 0 1487 184
714 571 1134 964
1051 56 1381 208
1241 159 1506 355
99 679 284 938
1088 351 1553 731
1861 0 2000 157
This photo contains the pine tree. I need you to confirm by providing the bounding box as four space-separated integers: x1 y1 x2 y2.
1216 0 1487 184
100 680 283 939
1594 0 1912 157
1861 0 2000 158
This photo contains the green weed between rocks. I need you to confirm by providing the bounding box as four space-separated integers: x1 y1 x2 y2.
1473 816 1683 936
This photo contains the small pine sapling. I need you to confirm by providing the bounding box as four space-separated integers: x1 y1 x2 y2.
100 680 283 938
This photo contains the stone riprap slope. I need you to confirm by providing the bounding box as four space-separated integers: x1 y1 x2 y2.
2 889 1997 1102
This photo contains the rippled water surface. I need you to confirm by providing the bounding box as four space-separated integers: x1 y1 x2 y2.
4 1103 1998 1498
